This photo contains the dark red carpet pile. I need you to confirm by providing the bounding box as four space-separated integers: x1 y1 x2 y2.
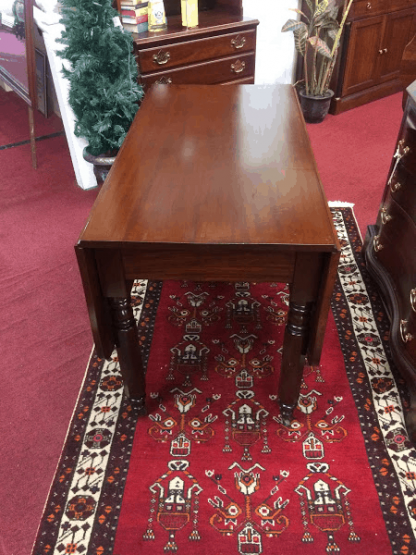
0 86 408 555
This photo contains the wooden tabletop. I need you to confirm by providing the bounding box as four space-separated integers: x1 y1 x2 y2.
79 85 337 251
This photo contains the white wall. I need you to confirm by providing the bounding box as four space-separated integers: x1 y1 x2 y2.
244 0 298 85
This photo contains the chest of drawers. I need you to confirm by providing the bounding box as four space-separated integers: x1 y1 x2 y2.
365 80 416 442
132 10 259 89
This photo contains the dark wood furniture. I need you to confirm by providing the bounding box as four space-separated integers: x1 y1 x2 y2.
295 0 416 114
330 0 416 114
76 84 340 424
0 0 38 167
365 80 416 442
129 0 259 89
401 33 416 108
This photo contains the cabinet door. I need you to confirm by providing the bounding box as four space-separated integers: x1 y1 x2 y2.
379 9 416 83
342 16 384 96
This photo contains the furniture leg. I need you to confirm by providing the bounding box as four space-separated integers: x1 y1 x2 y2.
109 297 146 414
278 301 311 426
28 105 37 169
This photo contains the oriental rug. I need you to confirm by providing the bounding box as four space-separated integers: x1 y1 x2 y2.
32 207 416 555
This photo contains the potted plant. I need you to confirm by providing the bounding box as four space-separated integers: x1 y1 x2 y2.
58 0 144 183
282 0 353 123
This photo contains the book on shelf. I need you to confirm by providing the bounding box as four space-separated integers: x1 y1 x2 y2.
121 6 148 17
122 20 149 33
122 13 148 24
120 1 148 9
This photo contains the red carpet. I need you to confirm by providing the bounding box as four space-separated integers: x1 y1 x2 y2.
32 208 416 555
307 93 403 238
0 88 406 555
0 87 63 145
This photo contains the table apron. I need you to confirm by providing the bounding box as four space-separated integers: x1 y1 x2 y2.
121 246 297 283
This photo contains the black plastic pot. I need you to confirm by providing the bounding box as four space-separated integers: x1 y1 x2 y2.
83 149 117 185
298 89 334 124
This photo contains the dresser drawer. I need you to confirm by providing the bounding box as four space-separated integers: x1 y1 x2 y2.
397 129 416 177
402 307 416 361
137 29 256 73
386 162 416 223
140 53 255 86
350 0 412 18
351 0 387 18
374 198 416 314
388 0 414 12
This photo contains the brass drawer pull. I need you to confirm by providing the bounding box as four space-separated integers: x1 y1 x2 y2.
390 181 401 194
366 1 371 7
398 138 410 157
231 60 246 74
231 35 246 49
400 319 414 343
379 49 384 55
153 50 171 65
411 288 416 312
373 235 383 252
387 139 410 189
380 207 392 224
155 77 172 84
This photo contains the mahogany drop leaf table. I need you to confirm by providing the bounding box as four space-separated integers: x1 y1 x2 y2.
76 84 340 424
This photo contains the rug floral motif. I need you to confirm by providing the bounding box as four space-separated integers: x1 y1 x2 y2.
32 208 416 555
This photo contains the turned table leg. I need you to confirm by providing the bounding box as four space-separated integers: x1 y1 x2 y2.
109 297 146 414
278 301 311 426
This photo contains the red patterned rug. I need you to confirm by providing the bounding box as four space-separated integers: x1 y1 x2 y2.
32 207 416 555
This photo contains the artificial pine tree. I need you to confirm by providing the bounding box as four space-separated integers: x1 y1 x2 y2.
58 0 144 156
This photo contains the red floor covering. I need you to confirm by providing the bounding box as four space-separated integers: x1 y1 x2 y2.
0 87 63 145
0 89 404 555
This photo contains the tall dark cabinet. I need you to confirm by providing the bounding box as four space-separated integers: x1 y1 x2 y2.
331 0 416 114
365 80 416 442
296 0 416 114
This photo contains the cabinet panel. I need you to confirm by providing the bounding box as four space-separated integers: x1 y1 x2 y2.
342 16 384 96
379 9 416 82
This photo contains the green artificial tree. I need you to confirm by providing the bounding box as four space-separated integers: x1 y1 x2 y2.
58 0 144 156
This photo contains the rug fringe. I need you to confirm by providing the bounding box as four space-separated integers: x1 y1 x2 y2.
328 201 355 207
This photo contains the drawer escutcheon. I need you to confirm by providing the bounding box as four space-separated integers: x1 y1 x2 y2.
155 77 172 84
231 60 246 74
400 319 414 343
231 35 246 49
387 139 410 190
380 207 392 224
373 235 383 252
390 181 402 194
153 50 171 65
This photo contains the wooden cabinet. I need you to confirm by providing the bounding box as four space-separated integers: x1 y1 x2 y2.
365 80 416 443
129 0 259 89
330 0 416 114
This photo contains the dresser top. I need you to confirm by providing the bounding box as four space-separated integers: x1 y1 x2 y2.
79 85 337 251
